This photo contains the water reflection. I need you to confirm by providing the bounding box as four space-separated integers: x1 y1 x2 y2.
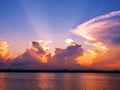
0 73 6 90
36 73 56 89
0 73 120 90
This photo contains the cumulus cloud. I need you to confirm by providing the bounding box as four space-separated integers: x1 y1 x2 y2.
0 40 11 62
65 38 76 46
15 40 52 63
71 10 120 69
52 39 83 69
8 39 84 70
8 40 53 69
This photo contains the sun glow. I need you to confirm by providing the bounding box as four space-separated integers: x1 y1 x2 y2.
0 40 11 61
41 55 48 63
76 49 98 67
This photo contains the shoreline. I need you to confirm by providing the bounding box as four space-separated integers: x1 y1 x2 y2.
0 70 120 73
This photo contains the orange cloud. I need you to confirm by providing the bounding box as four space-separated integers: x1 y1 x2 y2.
76 49 99 67
6 39 84 70
23 40 52 63
0 40 11 61
72 10 120 69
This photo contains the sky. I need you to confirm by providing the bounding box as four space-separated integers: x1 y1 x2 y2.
0 0 120 70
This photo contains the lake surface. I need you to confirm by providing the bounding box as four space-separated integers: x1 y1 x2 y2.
0 73 120 90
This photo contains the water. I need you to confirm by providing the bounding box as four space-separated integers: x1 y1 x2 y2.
0 73 120 90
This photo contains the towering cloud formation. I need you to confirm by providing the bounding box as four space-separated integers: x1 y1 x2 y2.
27 40 52 63
72 10 120 70
9 40 53 69
52 39 83 69
72 11 120 47
0 40 11 62
8 39 84 70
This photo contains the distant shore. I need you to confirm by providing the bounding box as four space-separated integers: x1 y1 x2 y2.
0 69 120 73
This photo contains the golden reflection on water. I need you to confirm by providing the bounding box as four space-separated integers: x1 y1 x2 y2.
0 73 6 90
36 73 56 89
36 73 120 90
36 73 68 90
0 73 120 90
77 73 111 90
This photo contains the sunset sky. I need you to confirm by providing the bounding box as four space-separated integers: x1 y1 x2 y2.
0 0 120 70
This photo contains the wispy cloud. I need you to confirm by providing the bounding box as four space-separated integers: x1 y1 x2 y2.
71 10 120 45
71 10 120 70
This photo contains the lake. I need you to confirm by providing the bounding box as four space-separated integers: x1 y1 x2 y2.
0 73 120 90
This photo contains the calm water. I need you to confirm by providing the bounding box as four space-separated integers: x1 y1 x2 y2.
0 73 120 90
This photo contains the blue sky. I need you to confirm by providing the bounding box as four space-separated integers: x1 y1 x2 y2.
0 0 120 56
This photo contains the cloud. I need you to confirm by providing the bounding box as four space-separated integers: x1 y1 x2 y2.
0 40 11 62
65 38 76 46
8 39 84 70
53 40 83 68
71 10 120 46
71 10 120 69
9 40 53 69
15 40 52 63
1 10 120 70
